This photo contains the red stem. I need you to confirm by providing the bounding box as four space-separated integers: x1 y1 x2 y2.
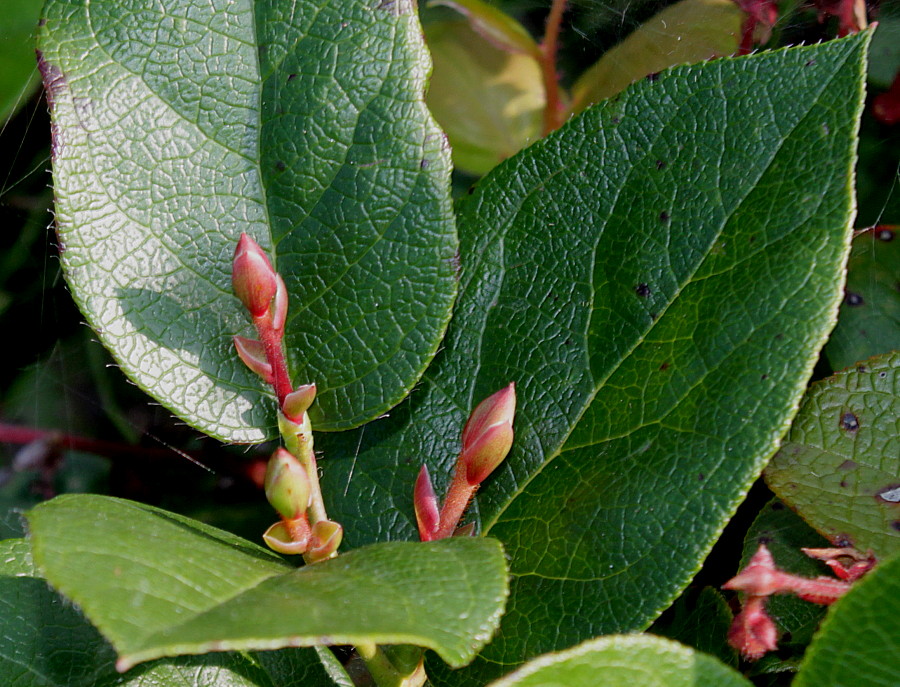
540 0 567 135
254 314 293 404
434 460 478 539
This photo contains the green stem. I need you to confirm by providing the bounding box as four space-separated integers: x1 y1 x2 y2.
278 411 328 524
357 642 406 687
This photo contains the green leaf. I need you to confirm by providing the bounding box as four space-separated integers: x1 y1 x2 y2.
824 226 900 372
26 494 508 671
650 587 736 668
37 0 457 442
320 33 870 681
429 0 540 58
1 537 336 687
486 635 753 687
766 350 900 558
740 499 830 671
0 0 43 122
794 550 900 687
868 10 900 89
569 0 743 114
425 19 544 175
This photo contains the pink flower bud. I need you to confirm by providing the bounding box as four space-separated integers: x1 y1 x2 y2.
727 595 778 661
282 383 317 423
264 447 311 520
460 383 516 486
722 544 781 597
233 336 274 383
414 465 439 542
232 233 278 318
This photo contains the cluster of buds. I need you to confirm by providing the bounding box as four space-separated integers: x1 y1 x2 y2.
415 383 516 541
723 543 874 660
232 234 341 563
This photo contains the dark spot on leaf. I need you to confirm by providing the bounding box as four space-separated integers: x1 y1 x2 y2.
844 291 864 306
775 333 784 340
832 535 853 548
635 283 651 297
761 374 768 380
892 521 900 532
857 365 868 373
656 160 667 170
650 312 658 320
420 158 429 169
840 479 848 488
646 72 660 82
771 501 784 511
838 460 857 470
564 338 572 346
275 161 286 172
749 235 756 243
877 227 895 241
698 473 705 481
757 535 772 545
880 371 888 378
805 59 816 67
287 73 297 82
840 411 859 432
876 485 900 504
659 211 670 222
611 116 621 125
659 362 670 371
450 251 461 275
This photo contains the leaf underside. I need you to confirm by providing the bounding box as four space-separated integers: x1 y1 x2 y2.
317 33 870 683
37 0 458 441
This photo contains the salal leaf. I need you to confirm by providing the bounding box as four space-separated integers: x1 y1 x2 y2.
766 350 900 558
1 538 340 687
319 32 870 681
824 226 900 372
26 495 508 671
650 587 736 668
486 635 753 687
794 550 900 687
37 0 457 441
569 0 743 113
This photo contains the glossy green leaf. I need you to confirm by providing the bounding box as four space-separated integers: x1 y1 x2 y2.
425 19 544 175
319 33 870 682
825 226 900 372
794 550 900 687
0 0 42 122
1 537 343 687
868 10 900 89
37 0 457 442
486 635 753 687
569 0 743 113
766 350 900 558
650 587 736 667
26 495 508 670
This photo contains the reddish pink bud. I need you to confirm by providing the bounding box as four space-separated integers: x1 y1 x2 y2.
414 465 440 542
272 274 288 333
727 595 778 661
282 384 317 423
723 544 782 597
233 335 274 383
232 233 278 318
460 383 516 485
801 546 876 582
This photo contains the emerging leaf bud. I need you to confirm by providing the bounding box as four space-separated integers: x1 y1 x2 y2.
414 465 439 542
305 519 343 563
272 274 288 334
263 520 310 555
264 447 311 520
461 383 516 485
282 383 317 423
233 335 274 383
232 233 278 318
727 595 778 661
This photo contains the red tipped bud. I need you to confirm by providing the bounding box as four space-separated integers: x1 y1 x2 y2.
272 274 288 334
461 383 515 485
232 233 278 318
263 519 310 555
282 383 317 423
722 544 781 596
264 447 311 520
414 465 440 542
233 335 274 383
304 519 343 563
727 595 778 661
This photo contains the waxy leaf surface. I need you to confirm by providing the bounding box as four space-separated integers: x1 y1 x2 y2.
26 495 508 670
794 550 900 687
766 350 900 558
0 538 343 687
487 635 752 687
37 0 457 441
319 34 869 682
